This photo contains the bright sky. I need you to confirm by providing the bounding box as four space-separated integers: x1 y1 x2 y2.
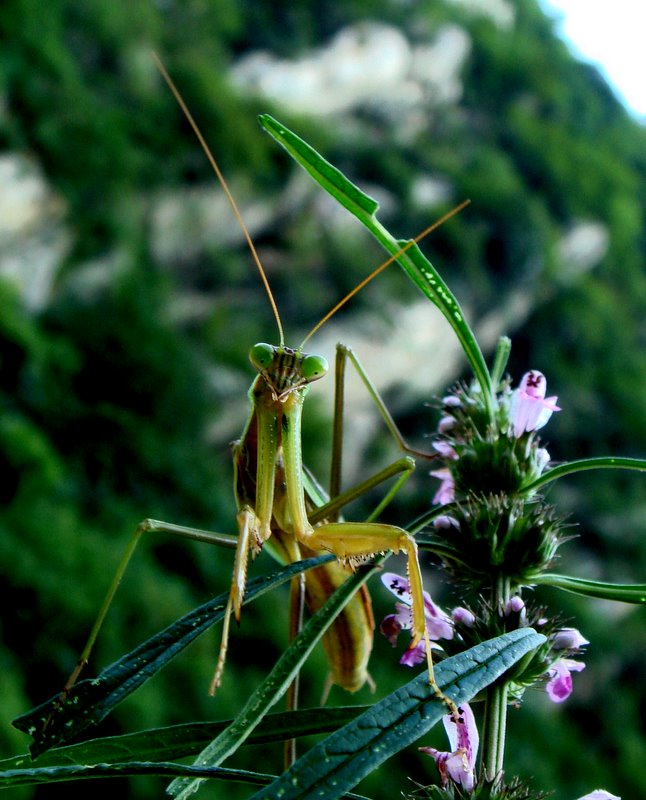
539 0 646 120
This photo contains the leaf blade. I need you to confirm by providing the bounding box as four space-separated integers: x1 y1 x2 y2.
521 456 646 494
0 761 275 790
247 628 545 800
535 573 646 603
2 706 368 774
13 554 334 756
258 114 494 415
258 114 380 219
168 560 383 799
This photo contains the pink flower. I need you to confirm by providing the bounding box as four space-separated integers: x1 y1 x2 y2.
509 371 561 438
420 703 479 790
431 467 455 505
380 572 453 666
575 792 620 800
546 658 586 702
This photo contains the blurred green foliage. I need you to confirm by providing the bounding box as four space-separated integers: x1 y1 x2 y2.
1 0 646 797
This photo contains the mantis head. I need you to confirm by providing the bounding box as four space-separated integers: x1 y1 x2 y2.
249 342 329 398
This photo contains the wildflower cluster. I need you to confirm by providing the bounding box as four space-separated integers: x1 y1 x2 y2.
381 369 617 798
429 371 563 589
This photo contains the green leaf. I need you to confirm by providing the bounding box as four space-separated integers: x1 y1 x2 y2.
390 241 492 404
168 559 383 799
258 114 494 418
0 760 370 798
535 573 646 603
247 628 545 800
13 553 334 757
521 456 646 494
0 713 370 797
1 707 367 774
0 761 276 790
258 114 380 219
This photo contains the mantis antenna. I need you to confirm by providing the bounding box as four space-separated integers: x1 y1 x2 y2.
152 52 286 347
299 199 471 349
153 53 469 352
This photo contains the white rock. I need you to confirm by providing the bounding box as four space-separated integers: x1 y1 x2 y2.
231 21 470 117
556 220 609 281
411 25 472 104
150 183 277 267
0 154 69 309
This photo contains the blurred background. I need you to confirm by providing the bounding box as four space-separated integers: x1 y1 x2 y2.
1 0 646 797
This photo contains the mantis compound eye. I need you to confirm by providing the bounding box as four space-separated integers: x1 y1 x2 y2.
301 353 329 382
249 342 276 371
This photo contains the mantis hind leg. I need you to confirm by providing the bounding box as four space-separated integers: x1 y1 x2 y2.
60 519 237 695
329 342 438 508
285 565 306 767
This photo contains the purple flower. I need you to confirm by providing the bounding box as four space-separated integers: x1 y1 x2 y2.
438 414 457 433
433 440 458 459
546 658 586 702
551 626 589 651
575 792 620 800
432 514 459 530
380 572 453 666
535 447 551 473
509 370 561 438
505 596 525 614
420 703 479 791
451 606 475 627
431 467 455 505
442 395 461 408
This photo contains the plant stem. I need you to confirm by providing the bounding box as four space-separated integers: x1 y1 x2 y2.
482 681 509 780
481 575 511 781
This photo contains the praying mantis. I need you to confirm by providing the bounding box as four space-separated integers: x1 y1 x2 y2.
50 56 463 726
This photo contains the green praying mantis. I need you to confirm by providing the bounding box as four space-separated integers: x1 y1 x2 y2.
52 56 466 727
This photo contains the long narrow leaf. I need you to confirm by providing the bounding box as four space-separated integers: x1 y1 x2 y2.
0 764 368 799
13 554 333 757
258 114 494 416
0 761 365 797
248 628 545 800
0 762 276 790
521 456 646 494
1 706 367 775
259 116 379 222
535 573 646 603
251 628 545 800
168 560 383 799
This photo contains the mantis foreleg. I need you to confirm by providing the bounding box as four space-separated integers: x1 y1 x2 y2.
279 378 459 720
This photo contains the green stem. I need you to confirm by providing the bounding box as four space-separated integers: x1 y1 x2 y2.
481 575 511 781
482 682 508 781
